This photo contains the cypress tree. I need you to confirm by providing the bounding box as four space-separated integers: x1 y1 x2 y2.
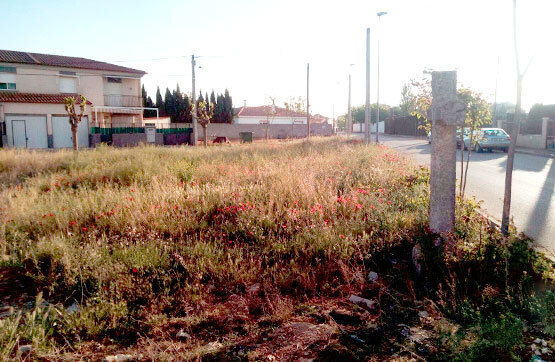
224 89 233 123
155 86 165 116
197 91 204 117
183 94 192 123
214 94 223 123
209 91 217 122
205 92 209 113
164 87 175 121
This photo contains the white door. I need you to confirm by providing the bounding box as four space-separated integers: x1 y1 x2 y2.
6 115 48 148
145 124 156 143
11 120 27 148
52 116 89 148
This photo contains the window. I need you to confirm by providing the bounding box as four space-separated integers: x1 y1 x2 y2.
59 71 76 76
107 77 122 83
0 83 16 90
0 66 16 73
0 72 16 90
59 76 77 93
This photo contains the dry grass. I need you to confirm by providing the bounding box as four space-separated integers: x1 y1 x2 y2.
0 137 551 360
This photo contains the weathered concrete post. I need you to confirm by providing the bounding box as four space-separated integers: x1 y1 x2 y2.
429 71 465 234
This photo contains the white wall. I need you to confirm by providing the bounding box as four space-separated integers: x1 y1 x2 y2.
353 121 385 133
235 116 308 125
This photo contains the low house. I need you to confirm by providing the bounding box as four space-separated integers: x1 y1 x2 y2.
0 49 147 149
234 105 329 125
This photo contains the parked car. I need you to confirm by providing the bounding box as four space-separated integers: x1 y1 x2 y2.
464 128 511 153
427 128 469 149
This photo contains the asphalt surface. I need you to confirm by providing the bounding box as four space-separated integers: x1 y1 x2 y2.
359 134 554 255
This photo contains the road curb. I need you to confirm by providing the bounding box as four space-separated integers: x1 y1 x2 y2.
515 149 555 159
476 209 555 263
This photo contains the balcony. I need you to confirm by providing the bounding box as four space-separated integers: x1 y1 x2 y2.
104 94 143 107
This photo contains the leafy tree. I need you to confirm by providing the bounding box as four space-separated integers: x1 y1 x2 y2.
458 88 491 197
63 95 87 150
409 77 492 199
399 83 416 117
409 76 432 134
192 100 214 147
492 102 515 121
264 96 277 140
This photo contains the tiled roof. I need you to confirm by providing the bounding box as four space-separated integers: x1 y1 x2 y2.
0 49 145 75
235 105 308 118
0 92 92 105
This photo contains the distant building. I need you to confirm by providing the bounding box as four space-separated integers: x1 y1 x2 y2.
234 105 329 125
0 49 146 149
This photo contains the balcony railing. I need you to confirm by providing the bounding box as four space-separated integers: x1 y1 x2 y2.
103 94 143 107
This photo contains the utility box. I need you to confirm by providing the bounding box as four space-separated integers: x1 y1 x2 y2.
145 123 156 143
239 132 253 143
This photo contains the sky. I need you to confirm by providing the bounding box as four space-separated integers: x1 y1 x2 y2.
3 0 554 118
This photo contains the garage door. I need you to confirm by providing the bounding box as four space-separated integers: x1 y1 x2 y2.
6 115 48 149
52 116 89 148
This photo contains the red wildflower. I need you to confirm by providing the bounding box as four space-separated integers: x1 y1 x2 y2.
70 221 76 226
132 267 138 273
340 234 345 238
49 213 54 217
355 203 362 209
129 197 134 202
42 214 47 218
387 201 391 205
131 189 135 192
82 227 88 232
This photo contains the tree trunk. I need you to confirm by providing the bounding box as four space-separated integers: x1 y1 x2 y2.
459 130 464 198
203 125 208 147
462 125 475 197
501 75 522 235
71 125 78 150
502 0 524 235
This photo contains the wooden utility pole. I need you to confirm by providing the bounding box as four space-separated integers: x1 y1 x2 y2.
365 28 371 143
307 63 310 138
191 55 198 146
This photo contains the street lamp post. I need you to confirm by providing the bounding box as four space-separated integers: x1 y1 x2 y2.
376 11 387 143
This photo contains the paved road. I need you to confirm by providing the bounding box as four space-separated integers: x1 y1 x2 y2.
360 134 554 255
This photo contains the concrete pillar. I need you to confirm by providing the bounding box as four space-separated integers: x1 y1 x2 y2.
542 117 548 149
429 71 465 234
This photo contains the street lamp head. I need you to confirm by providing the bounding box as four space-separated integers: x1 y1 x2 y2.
377 11 388 17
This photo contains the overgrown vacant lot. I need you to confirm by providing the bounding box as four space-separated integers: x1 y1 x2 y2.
0 138 553 360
